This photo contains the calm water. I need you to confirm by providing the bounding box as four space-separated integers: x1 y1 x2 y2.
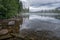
20 13 60 37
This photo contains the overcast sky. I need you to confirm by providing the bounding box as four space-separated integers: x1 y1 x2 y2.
21 0 60 12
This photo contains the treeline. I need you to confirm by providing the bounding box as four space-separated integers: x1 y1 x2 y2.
43 9 60 13
22 8 29 13
35 8 60 13
0 0 23 19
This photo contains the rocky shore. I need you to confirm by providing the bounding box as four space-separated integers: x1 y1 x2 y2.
0 17 23 40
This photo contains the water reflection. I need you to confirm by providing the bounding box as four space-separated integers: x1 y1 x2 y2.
20 13 60 37
54 15 60 19
29 15 60 23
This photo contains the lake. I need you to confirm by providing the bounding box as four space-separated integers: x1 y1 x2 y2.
20 13 60 37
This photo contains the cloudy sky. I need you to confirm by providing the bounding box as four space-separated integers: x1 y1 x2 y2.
21 0 60 12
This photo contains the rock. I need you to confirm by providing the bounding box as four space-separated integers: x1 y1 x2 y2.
0 29 8 35
0 24 2 25
0 27 2 30
0 34 12 40
8 21 15 26
10 33 24 38
10 33 25 40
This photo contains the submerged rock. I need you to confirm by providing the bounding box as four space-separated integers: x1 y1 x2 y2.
20 29 60 40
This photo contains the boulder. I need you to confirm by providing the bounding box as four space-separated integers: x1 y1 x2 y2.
8 21 15 26
0 29 8 35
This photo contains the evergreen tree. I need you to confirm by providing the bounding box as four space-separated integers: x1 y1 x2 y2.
0 0 22 19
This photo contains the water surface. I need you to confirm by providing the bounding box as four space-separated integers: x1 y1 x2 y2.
20 13 60 37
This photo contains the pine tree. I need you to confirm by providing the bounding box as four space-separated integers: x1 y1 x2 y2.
0 0 22 19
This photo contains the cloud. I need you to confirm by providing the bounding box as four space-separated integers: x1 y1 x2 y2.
21 0 60 11
29 0 60 12
30 3 60 12
31 2 60 7
29 0 60 5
